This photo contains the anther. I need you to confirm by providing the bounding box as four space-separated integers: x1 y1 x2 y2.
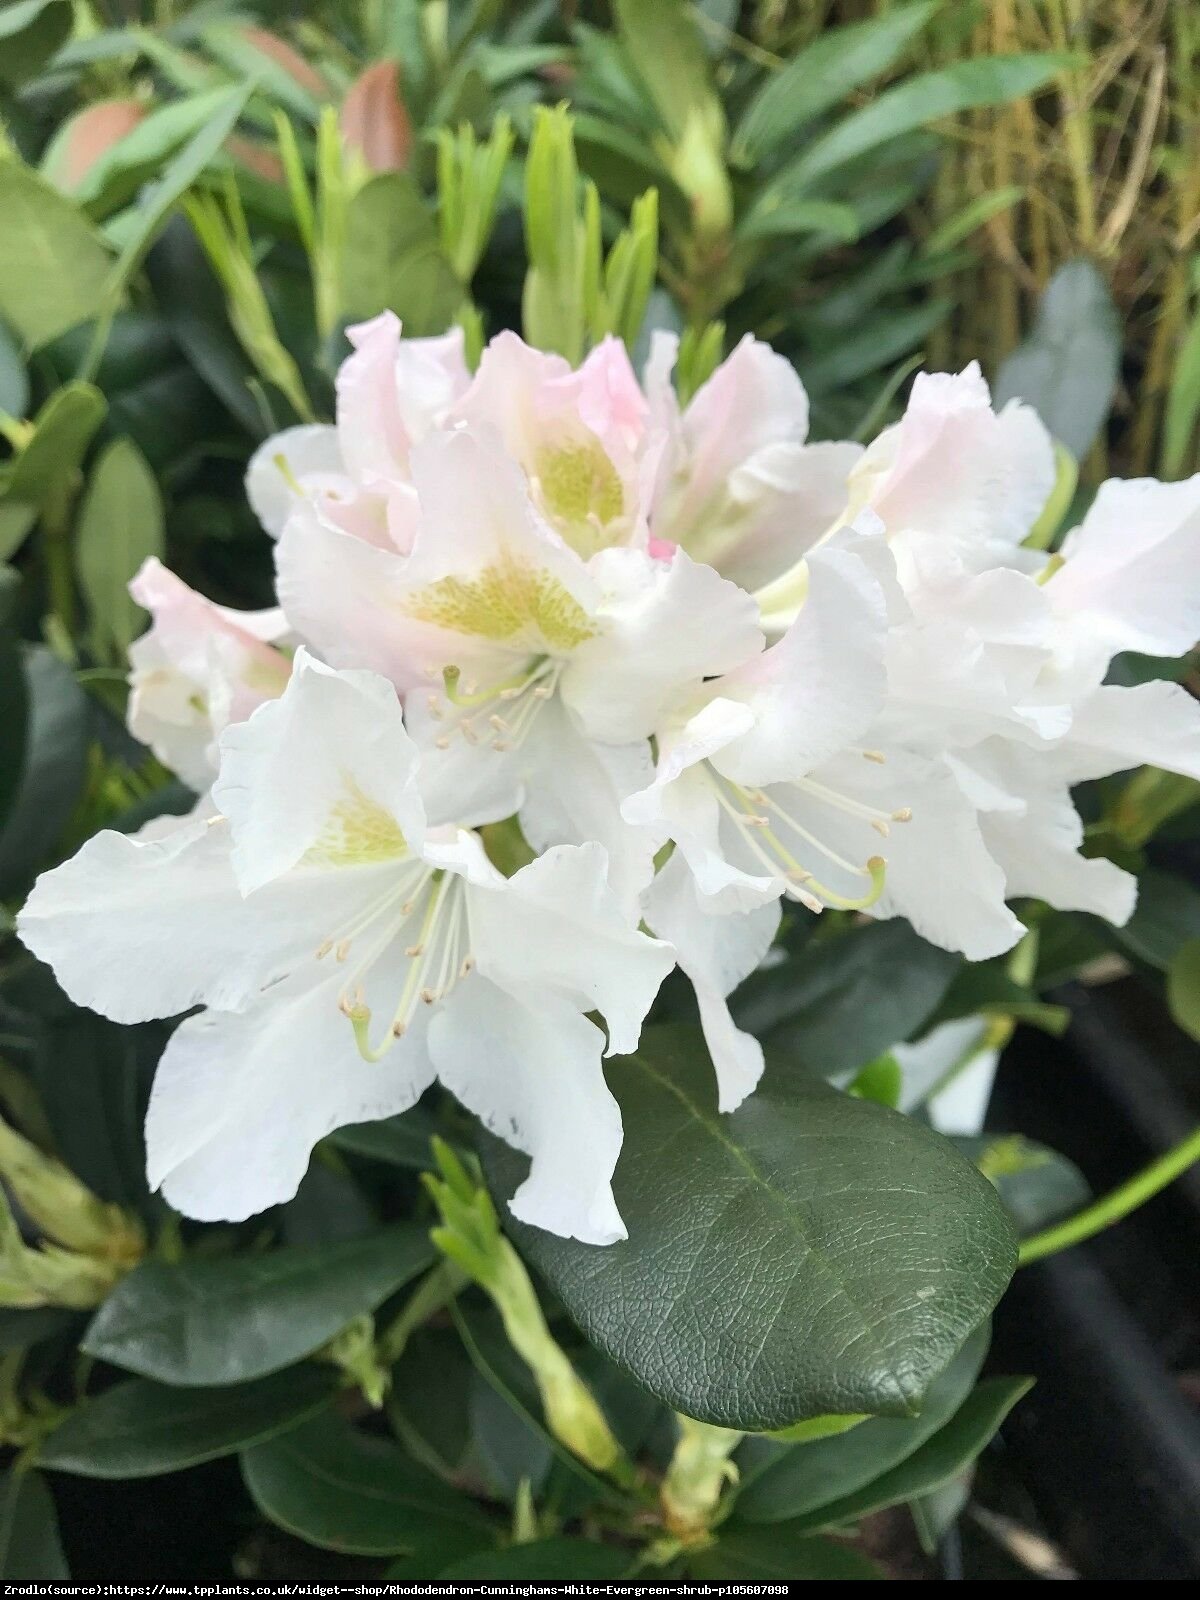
743 814 770 827
435 736 451 750
426 697 444 720
405 943 425 958
420 987 437 1005
532 684 553 699
499 686 524 700
316 939 334 959
488 714 510 733
862 750 886 764
796 889 824 913
335 940 352 961
391 1021 407 1038
871 820 890 837
461 722 480 745
459 957 475 977
492 739 512 752
892 807 912 822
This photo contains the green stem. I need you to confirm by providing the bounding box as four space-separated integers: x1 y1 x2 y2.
1019 1124 1200 1265
41 482 78 638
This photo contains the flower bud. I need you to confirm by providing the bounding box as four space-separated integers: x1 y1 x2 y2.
237 26 329 100
340 60 413 174
660 1415 743 1539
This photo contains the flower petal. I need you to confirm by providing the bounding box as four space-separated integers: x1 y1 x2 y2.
245 425 343 536
213 651 425 895
1051 474 1200 660
642 851 779 1111
430 978 627 1244
146 967 436 1220
469 841 673 1057
561 546 763 743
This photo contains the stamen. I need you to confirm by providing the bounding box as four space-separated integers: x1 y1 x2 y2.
871 820 890 837
892 807 912 823
335 940 351 961
862 750 886 764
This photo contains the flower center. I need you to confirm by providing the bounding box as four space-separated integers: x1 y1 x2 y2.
424 657 562 756
403 553 597 652
315 865 472 1061
532 436 626 558
703 761 910 912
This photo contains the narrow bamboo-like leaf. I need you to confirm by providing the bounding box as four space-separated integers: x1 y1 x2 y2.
611 0 718 144
1162 299 1200 477
924 185 1025 254
75 437 165 660
732 1 937 166
784 56 1067 190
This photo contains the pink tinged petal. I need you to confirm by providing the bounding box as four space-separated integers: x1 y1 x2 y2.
709 438 862 592
245 425 343 537
642 851 780 1112
146 968 436 1221
712 544 887 786
274 503 499 690
561 547 763 744
430 979 627 1245
681 334 811 493
575 336 649 451
1051 474 1200 659
335 313 469 486
468 841 673 1058
213 651 425 896
854 363 1055 564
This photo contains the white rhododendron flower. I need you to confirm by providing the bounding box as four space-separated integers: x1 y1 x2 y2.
18 315 1200 1243
19 654 672 1243
276 425 762 909
126 557 292 791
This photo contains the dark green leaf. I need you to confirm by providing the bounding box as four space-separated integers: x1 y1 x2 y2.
0 1 72 88
75 437 164 660
440 1539 634 1580
241 1411 493 1557
0 1307 78 1354
691 1526 880 1581
0 163 112 349
0 570 28 828
956 1135 1091 1237
787 1376 1033 1532
328 1104 438 1169
928 961 1069 1036
783 56 1067 189
1167 938 1200 1041
732 2 937 165
484 1027 1016 1431
994 260 1120 460
0 1469 68 1579
38 1368 338 1479
1113 868 1200 969
735 920 959 1076
82 1223 435 1386
0 648 89 896
734 1324 989 1524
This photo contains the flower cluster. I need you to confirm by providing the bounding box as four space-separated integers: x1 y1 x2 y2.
19 314 1200 1244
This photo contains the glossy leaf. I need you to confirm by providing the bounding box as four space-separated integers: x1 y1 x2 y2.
734 1324 989 1524
241 1411 493 1557
0 1469 68 1580
786 1376 1033 1533
0 164 112 349
75 437 165 660
691 1526 880 1581
483 1027 1016 1431
994 259 1121 461
439 1539 634 1580
735 920 959 1076
0 648 89 897
732 1 937 165
37 1367 338 1479
1113 868 1200 969
82 1223 435 1386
